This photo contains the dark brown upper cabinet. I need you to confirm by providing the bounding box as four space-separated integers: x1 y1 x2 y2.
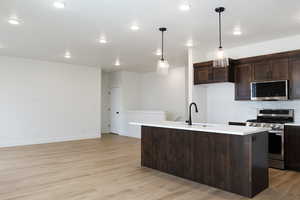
252 58 289 82
289 56 300 99
252 61 272 82
233 50 299 101
193 49 300 101
271 58 289 80
194 62 213 84
194 60 234 85
235 64 252 100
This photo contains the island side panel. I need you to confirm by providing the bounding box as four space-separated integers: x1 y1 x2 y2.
141 126 153 168
142 126 195 179
194 132 252 197
228 134 252 197
250 132 269 197
141 126 268 198
167 129 195 179
152 127 169 172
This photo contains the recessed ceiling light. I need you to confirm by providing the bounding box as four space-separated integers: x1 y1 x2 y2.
53 1 65 9
114 59 120 66
8 18 21 25
155 49 162 56
233 28 242 36
186 40 194 47
64 51 71 59
130 24 140 31
99 37 107 44
179 2 191 11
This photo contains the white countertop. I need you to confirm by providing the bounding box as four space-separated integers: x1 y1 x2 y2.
130 121 268 136
285 122 300 126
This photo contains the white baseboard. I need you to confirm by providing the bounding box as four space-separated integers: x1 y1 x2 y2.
0 134 101 148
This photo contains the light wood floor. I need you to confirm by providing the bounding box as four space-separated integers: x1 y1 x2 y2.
1 134 300 200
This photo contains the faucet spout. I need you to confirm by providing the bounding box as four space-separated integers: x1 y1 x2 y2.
187 102 198 126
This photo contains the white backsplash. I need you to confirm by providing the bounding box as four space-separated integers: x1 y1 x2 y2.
193 83 300 124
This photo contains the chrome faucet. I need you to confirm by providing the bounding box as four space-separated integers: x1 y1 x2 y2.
186 102 198 125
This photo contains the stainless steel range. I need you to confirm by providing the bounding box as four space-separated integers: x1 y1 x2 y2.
246 109 294 169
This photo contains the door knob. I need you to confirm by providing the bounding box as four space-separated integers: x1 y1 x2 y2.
116 112 119 114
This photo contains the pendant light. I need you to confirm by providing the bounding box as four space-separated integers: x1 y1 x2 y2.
213 7 229 68
157 27 169 75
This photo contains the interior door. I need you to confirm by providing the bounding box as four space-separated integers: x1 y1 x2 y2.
110 87 122 134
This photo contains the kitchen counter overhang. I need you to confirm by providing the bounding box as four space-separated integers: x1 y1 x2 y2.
132 121 269 198
130 121 268 135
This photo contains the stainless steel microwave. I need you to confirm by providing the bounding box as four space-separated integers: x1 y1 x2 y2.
250 80 289 101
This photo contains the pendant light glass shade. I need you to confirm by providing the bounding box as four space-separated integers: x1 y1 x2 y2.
213 7 229 68
157 27 169 75
213 47 229 68
157 59 169 75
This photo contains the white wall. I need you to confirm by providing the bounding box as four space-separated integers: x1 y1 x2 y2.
140 67 186 121
0 56 101 147
121 71 141 111
191 34 300 124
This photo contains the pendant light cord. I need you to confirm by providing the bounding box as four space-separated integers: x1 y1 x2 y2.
161 30 164 61
219 11 222 49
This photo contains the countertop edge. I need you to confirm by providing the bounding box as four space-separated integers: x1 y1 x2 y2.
130 122 268 136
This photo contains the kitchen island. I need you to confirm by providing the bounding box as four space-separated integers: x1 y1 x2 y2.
131 121 269 198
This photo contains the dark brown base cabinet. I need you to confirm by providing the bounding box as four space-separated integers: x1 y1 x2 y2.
285 125 300 171
141 126 269 198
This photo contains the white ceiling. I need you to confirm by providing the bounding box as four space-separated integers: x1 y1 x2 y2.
0 0 300 72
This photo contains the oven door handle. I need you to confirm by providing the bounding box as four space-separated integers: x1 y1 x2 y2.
269 130 283 135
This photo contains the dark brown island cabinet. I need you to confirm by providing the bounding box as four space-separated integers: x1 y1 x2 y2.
141 126 269 198
285 125 300 171
193 49 300 101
